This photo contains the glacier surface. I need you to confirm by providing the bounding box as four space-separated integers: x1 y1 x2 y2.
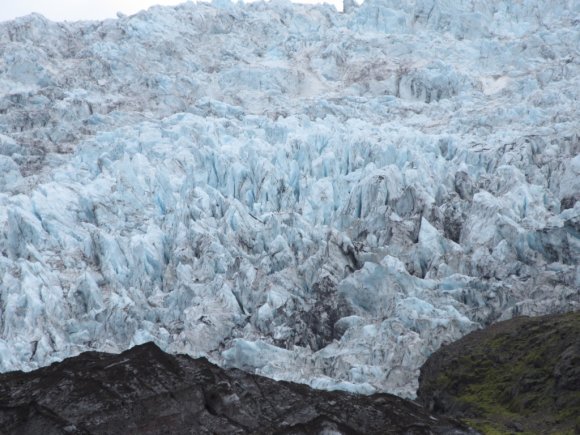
0 0 578 398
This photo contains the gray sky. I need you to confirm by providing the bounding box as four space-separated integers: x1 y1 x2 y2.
0 0 341 22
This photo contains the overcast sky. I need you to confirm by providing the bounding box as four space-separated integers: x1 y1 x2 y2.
0 0 340 22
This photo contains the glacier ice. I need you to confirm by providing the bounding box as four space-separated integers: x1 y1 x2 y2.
0 0 579 398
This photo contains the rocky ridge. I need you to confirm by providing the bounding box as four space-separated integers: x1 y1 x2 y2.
417 311 580 434
0 341 473 435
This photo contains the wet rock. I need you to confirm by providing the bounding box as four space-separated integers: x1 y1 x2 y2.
0 342 473 435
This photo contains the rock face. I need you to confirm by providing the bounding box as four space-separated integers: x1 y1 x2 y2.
417 311 580 434
0 342 473 435
0 0 579 398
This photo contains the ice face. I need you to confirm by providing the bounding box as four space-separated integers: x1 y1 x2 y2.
0 0 578 398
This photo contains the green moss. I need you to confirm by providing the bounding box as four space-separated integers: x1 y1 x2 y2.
424 311 580 434
464 419 510 435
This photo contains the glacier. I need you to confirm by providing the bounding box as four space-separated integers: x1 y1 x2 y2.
0 0 578 398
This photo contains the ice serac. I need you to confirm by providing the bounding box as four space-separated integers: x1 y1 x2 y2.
0 0 578 398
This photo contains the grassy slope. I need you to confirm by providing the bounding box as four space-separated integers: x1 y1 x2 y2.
418 311 580 434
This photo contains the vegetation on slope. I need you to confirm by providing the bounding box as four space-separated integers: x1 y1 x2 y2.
417 311 580 434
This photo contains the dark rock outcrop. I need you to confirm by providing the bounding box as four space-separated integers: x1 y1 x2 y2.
417 311 580 434
0 342 472 435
